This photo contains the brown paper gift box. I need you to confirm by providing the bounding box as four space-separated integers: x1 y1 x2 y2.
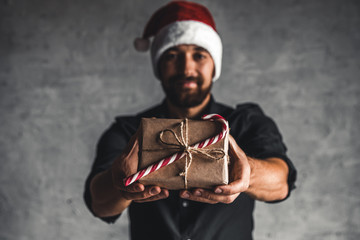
138 118 229 190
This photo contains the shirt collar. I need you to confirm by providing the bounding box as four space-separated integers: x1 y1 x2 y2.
157 95 220 119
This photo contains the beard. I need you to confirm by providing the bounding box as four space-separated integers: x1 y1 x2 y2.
161 75 212 108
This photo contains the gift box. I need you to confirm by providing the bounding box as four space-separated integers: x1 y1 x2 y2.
137 117 229 190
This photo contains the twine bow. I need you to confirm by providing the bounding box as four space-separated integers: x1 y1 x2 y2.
158 118 225 189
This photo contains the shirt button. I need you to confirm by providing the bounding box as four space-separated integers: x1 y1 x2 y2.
182 201 189 207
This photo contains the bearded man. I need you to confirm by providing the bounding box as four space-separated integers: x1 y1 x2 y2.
84 1 297 239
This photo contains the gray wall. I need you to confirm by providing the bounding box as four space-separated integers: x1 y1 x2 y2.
1 0 359 239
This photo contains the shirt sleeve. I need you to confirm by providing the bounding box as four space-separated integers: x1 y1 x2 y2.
83 117 138 223
229 103 297 202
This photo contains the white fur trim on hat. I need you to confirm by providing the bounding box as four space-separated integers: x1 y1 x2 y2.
151 20 222 81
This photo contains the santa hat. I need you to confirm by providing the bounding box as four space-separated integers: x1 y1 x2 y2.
134 1 222 81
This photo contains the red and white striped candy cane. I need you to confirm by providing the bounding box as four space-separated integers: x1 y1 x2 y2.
123 114 229 187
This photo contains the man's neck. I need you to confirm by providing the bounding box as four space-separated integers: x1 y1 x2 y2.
166 94 211 119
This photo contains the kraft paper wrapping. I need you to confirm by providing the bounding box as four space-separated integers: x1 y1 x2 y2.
138 118 229 190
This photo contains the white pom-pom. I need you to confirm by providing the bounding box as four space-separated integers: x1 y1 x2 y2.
134 37 150 52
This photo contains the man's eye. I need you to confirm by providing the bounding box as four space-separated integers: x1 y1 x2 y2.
164 53 177 61
194 53 206 60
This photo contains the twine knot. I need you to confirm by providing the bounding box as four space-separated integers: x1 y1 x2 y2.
159 118 225 189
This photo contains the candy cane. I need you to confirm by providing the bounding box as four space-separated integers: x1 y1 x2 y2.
123 114 229 187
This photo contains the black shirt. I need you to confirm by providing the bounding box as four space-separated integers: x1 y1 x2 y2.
84 97 297 240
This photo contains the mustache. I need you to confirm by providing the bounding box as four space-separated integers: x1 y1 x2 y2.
169 74 201 83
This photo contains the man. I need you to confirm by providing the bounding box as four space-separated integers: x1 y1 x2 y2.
84 1 297 239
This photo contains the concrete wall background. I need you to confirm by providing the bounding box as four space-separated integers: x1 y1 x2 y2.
1 0 359 239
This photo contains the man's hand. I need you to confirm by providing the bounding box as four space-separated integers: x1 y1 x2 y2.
179 135 251 204
110 131 169 203
90 131 169 217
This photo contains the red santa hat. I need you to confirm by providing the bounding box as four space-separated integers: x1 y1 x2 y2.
134 1 222 81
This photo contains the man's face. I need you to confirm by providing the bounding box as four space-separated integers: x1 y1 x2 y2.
158 44 214 108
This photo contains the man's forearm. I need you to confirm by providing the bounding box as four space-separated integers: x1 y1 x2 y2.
245 157 289 202
90 169 131 217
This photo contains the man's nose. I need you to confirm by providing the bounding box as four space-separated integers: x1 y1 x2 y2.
178 54 197 77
